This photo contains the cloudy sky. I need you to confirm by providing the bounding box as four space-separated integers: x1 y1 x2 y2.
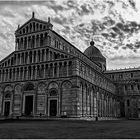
0 0 140 70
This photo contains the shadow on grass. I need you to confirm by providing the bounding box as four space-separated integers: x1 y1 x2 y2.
0 119 140 138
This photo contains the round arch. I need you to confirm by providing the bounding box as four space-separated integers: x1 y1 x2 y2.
3 85 13 117
61 80 72 89
48 81 59 90
4 85 13 92
23 82 35 91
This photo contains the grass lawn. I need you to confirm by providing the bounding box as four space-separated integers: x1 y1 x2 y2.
0 119 140 139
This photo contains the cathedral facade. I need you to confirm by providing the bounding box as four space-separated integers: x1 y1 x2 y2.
0 13 128 119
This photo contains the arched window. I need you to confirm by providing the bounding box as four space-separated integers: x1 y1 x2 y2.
33 22 35 31
131 85 134 90
127 99 130 106
131 73 133 78
137 85 140 90
5 93 11 99
23 28 25 33
40 24 42 30
49 89 57 96
26 26 28 33
36 24 39 30
24 83 34 91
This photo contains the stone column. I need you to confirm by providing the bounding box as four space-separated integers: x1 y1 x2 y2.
22 68 25 80
111 97 113 117
40 51 42 62
108 97 111 117
105 98 106 117
109 97 111 117
48 51 50 61
42 34 45 47
15 39 18 51
26 68 28 80
113 98 115 117
18 69 20 81
112 99 114 117
102 95 104 117
57 64 59 77
3 70 6 82
27 36 29 49
107 97 109 117
66 62 69 76
24 68 26 80
113 99 115 117
19 69 21 81
20 38 23 50
1 69 2 82
25 38 27 50
0 71 1 82
19 53 22 65
43 65 45 78
28 36 31 49
36 51 38 63
61 63 64 77
3 70 5 82
35 66 38 79
34 36 36 48
114 100 117 117
48 65 50 78
15 68 17 81
7 69 9 82
3 69 6 82
108 97 110 117
18 38 20 50
31 67 33 80
11 69 13 81
103 96 105 117
45 66 47 78
13 68 16 81
38 35 40 47
23 37 25 50
102 98 104 117
27 52 29 64
6 70 8 81
15 54 18 65
31 52 33 63
44 49 46 61
30 36 32 49
99 97 101 117
102 95 103 117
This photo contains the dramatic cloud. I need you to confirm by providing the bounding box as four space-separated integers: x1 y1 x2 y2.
1 0 140 69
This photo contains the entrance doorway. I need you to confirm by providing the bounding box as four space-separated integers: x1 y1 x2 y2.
49 100 57 116
25 95 33 116
4 101 10 116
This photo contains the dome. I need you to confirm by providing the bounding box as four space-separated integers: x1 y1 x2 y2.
84 41 105 60
84 41 106 71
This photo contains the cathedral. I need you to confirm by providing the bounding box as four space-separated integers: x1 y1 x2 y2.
0 12 139 119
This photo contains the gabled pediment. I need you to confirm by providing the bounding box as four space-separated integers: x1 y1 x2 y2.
15 16 53 37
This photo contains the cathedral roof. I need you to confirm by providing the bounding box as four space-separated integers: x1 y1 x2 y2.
84 41 106 62
105 67 140 73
